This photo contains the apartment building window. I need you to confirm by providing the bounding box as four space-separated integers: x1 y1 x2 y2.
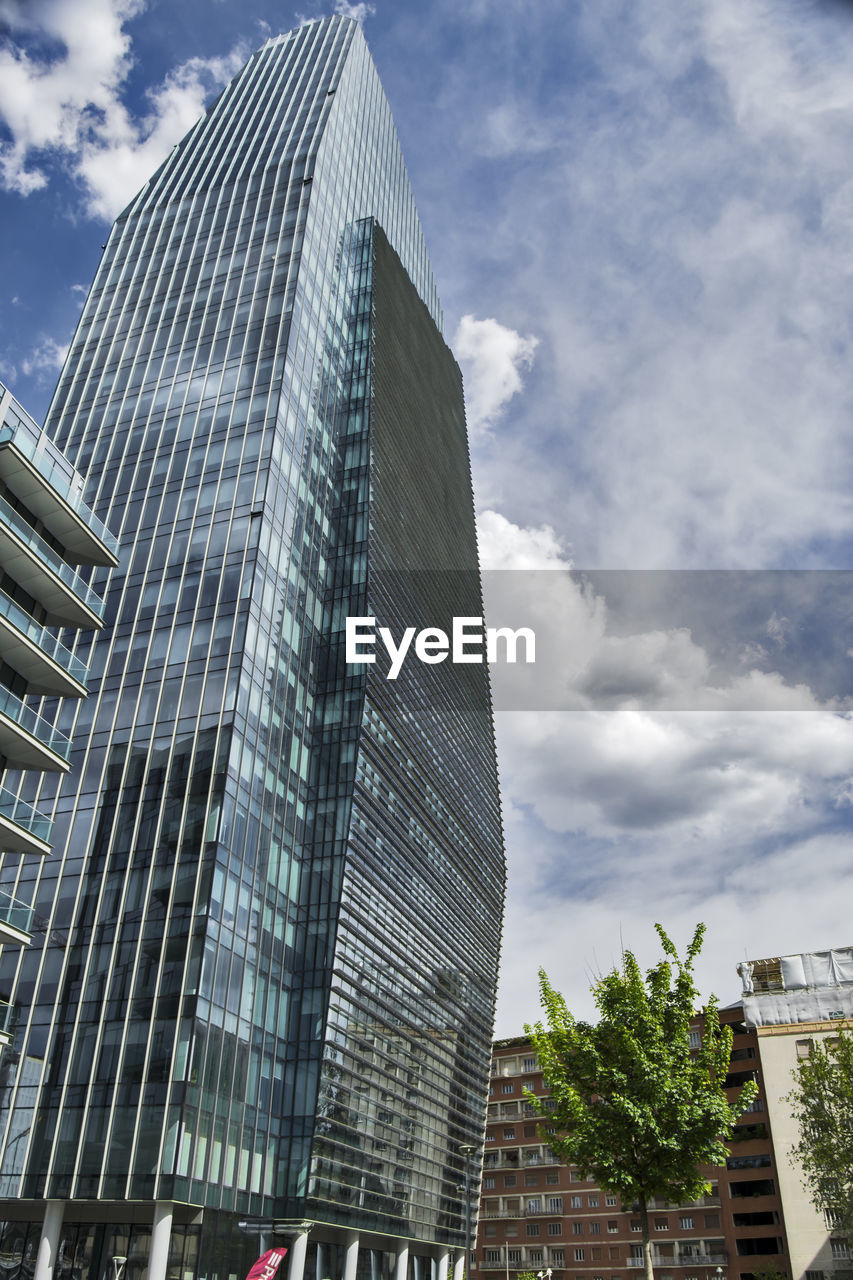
525 1174 540 1186
571 1171 582 1181
606 1196 618 1207
524 1057 538 1071
529 1251 543 1266
484 1177 496 1189
527 1199 542 1214
571 1196 583 1208
505 1175 517 1187
679 1218 693 1230
503 1083 514 1094
655 1219 668 1231
549 1224 562 1236
831 1241 852 1260
609 1248 619 1260
547 1173 560 1185
630 1222 641 1232
806 1272 826 1279
486 1252 501 1265
549 1198 563 1213
573 1224 584 1236
575 1249 585 1262
551 1252 565 1266
590 1223 601 1235
589 1197 599 1207
688 1030 702 1048
607 1223 618 1234
485 1226 498 1239
527 1225 541 1238
726 1154 771 1170
796 1039 813 1058
524 1125 537 1137
486 1132 495 1143
507 1252 521 1265
504 1129 516 1139
591 1248 602 1260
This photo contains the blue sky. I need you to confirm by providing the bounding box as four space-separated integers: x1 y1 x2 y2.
3 0 853 1032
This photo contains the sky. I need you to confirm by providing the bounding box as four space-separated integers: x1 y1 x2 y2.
2 0 853 1035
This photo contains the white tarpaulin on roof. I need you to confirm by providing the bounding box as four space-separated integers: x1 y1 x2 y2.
743 946 853 1027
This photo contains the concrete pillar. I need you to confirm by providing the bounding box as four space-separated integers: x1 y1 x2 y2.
33 1200 64 1280
452 1251 464 1280
344 1231 360 1280
148 1201 173 1280
395 1243 409 1280
288 1229 310 1280
435 1249 451 1280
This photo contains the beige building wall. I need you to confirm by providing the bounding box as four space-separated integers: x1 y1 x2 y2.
756 1021 853 1280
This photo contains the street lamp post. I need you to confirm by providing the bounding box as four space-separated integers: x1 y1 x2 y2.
459 1144 478 1280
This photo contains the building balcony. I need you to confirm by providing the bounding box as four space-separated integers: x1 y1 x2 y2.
0 588 88 696
627 1256 729 1269
0 784 53 856
0 999 14 1045
0 684 72 771
0 494 106 627
0 414 119 565
0 890 34 945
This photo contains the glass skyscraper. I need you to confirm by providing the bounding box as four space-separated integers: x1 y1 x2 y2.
0 16 504 1280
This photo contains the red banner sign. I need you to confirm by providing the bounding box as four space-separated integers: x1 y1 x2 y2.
245 1248 288 1280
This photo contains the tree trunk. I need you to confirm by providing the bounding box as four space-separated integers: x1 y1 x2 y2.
638 1193 654 1280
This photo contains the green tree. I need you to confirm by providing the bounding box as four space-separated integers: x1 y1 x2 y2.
788 1029 853 1237
525 923 757 1280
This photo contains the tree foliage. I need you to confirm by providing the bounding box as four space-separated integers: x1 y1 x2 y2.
524 923 757 1280
788 1029 853 1236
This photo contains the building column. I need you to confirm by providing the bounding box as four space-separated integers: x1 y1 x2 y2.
33 1200 64 1280
148 1201 173 1280
452 1251 464 1280
344 1231 360 1280
434 1248 450 1280
287 1228 311 1280
395 1243 409 1280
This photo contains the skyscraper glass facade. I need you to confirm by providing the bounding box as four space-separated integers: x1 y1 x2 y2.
0 16 504 1278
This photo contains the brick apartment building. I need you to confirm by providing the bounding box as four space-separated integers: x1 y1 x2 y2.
473 1004 788 1280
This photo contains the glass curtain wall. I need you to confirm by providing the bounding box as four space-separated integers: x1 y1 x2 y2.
0 12 504 1255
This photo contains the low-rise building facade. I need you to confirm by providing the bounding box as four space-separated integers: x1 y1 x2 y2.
474 1012 790 1280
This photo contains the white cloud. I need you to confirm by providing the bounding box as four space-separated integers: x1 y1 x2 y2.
477 509 569 570
453 314 539 436
0 0 244 219
332 0 376 21
20 335 69 378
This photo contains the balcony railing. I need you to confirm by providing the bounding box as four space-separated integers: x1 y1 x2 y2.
0 494 106 618
0 999 13 1040
0 589 89 686
0 785 53 844
627 1256 729 1269
0 421 119 557
0 685 72 762
0 891 34 937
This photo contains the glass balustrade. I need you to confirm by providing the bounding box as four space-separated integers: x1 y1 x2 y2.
0 493 106 618
0 589 89 685
0 784 54 843
0 684 73 760
0 890 34 936
0 419 119 557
